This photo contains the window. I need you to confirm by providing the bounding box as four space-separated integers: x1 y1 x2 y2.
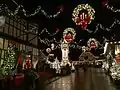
23 45 25 51
13 27 16 37
20 31 24 40
4 24 8 34
0 38 3 49
17 29 20 38
1 50 4 58
4 39 8 49
9 26 13 36
10 19 13 25
20 44 23 51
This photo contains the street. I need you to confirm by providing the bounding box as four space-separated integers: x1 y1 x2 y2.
42 68 119 90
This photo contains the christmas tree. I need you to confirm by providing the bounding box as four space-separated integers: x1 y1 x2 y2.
1 45 16 76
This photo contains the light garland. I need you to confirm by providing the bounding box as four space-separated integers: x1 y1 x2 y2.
102 0 120 12
72 4 95 29
93 18 120 33
0 3 63 18
39 38 104 50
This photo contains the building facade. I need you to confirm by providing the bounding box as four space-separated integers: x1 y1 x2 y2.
0 15 46 66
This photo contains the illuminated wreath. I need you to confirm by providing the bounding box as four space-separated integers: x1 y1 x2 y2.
87 38 98 48
72 4 95 29
63 28 76 43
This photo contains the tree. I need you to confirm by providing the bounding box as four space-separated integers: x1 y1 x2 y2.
1 45 17 76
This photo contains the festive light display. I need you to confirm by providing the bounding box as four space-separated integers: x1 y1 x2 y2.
72 4 95 29
1 46 16 76
102 0 120 12
27 18 120 37
61 42 71 66
46 56 61 73
39 37 104 50
63 28 76 43
87 38 98 49
0 2 63 18
110 61 120 80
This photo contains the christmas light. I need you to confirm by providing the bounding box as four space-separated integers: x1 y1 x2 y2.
72 4 95 29
93 18 120 33
102 0 120 12
87 38 98 48
1 46 16 76
63 28 76 43
0 2 62 18
110 62 120 80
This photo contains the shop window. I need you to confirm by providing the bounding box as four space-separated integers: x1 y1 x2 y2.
4 39 8 49
0 38 3 49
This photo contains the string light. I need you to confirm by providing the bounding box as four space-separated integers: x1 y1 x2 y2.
38 18 120 50
0 3 63 18
93 18 120 33
102 0 120 12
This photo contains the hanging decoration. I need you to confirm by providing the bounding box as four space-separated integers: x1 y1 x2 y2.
0 16 5 27
72 4 95 30
0 3 63 18
63 28 76 43
87 38 98 49
102 0 120 12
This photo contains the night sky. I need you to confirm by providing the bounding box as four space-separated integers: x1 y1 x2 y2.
1 0 120 60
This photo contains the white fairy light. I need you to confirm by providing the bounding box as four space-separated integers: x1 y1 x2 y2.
0 3 62 18
102 0 120 12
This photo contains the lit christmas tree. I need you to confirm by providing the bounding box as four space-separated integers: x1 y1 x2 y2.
1 45 16 76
